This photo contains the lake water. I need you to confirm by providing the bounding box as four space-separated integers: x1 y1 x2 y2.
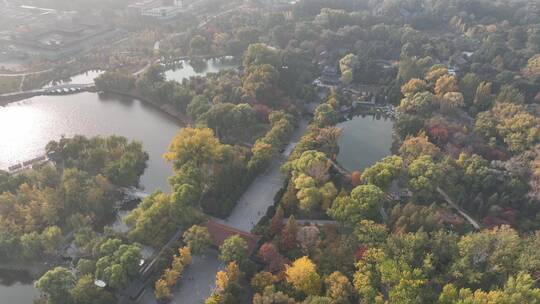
337 114 394 171
0 92 182 191
164 57 238 82
0 269 40 304
0 58 238 303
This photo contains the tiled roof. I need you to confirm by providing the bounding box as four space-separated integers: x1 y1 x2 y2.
203 220 261 255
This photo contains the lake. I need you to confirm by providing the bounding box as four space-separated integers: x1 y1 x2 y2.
0 269 40 304
337 114 394 171
0 92 182 191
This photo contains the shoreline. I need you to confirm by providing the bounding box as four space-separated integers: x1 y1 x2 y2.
102 89 192 125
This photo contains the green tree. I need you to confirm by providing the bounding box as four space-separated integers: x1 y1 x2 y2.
41 226 63 256
71 274 115 304
361 156 404 191
328 184 384 225
220 235 248 264
407 155 443 202
339 53 359 85
183 225 212 256
243 43 281 69
35 267 74 304
314 104 339 127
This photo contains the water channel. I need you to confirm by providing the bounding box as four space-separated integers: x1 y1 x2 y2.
336 114 394 171
0 59 237 304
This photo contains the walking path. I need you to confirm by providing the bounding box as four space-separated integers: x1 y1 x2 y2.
437 187 481 230
137 118 309 304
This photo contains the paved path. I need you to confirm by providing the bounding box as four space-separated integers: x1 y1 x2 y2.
436 187 481 230
213 120 309 233
0 68 53 77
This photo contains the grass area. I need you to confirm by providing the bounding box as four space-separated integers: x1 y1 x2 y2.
0 75 22 94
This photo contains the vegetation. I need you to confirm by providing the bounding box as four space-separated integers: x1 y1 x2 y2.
21 0 540 302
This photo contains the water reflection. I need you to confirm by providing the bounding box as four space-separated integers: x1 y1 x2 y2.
164 57 238 82
0 269 34 286
43 69 105 88
337 114 394 171
0 92 182 191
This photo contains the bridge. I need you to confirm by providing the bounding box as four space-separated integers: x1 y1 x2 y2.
0 83 95 103
328 158 351 176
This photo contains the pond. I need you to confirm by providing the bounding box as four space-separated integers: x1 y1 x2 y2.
43 69 105 88
336 114 394 172
164 56 238 82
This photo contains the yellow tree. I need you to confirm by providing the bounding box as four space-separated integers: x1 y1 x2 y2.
155 278 171 300
179 246 192 265
401 78 427 97
435 75 459 96
163 268 180 287
164 127 226 170
285 256 322 295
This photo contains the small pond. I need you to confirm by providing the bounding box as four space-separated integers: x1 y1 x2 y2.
164 56 238 82
337 114 394 171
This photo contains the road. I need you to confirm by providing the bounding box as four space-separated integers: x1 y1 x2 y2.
0 68 53 77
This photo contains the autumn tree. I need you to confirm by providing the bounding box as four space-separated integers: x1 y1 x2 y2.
258 242 286 273
434 75 459 96
253 286 295 304
325 271 354 304
155 278 172 301
286 256 322 295
251 271 278 292
269 206 285 236
398 133 440 164
282 216 299 251
401 78 428 97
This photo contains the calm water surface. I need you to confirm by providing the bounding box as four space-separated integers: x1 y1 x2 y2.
0 92 182 191
0 269 39 304
165 57 238 82
43 69 105 87
337 114 394 171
